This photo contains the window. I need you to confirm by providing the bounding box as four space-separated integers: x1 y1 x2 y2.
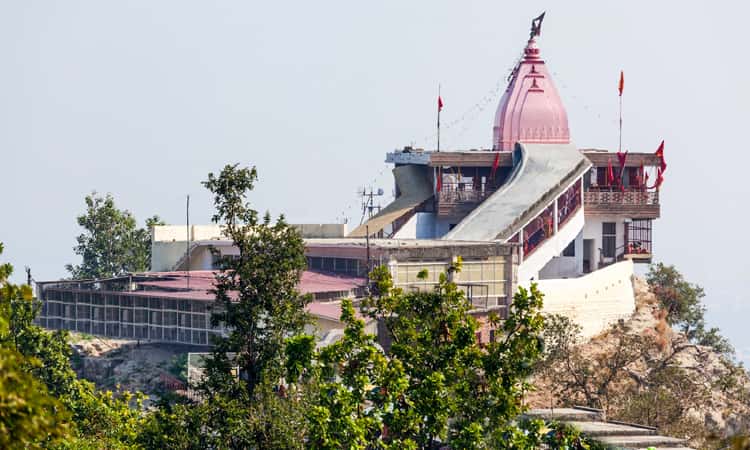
602 222 617 258
489 329 496 343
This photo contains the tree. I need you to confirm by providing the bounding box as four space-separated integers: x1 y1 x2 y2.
0 242 72 448
296 262 548 449
66 192 164 279
647 263 733 356
173 164 313 449
2 242 146 448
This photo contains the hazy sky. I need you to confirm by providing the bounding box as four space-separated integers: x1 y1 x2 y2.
2 1 749 360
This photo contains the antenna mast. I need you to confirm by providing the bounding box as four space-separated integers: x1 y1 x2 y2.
186 195 190 290
358 187 384 225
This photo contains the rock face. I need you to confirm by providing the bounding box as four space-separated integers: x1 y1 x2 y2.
70 334 191 401
529 276 750 448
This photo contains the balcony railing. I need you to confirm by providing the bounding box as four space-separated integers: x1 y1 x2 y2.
438 183 495 204
584 188 659 205
583 188 660 217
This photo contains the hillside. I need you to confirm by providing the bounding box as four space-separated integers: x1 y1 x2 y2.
529 276 750 448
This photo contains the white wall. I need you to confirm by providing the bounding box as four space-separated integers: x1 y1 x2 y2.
581 216 627 271
532 259 636 339
539 256 578 279
392 213 455 240
153 224 347 242
538 230 584 279
517 207 585 282
151 241 239 272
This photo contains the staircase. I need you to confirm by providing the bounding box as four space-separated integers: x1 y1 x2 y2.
524 407 693 449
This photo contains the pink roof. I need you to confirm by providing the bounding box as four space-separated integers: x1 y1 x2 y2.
492 36 570 151
133 270 366 301
306 301 370 322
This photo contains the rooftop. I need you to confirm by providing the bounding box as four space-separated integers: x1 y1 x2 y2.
39 270 367 302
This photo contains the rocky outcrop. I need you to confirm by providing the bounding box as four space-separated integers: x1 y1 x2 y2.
529 277 750 448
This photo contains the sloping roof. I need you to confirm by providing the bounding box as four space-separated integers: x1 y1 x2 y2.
349 165 433 238
42 271 366 302
443 143 591 241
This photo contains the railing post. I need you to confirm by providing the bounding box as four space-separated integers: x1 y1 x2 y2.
553 197 559 234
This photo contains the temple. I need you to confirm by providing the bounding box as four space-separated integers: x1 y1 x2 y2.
351 15 662 281
35 14 665 346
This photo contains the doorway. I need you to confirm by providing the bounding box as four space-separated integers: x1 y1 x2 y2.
583 239 594 273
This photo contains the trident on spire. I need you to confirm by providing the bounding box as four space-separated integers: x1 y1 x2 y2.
530 12 546 39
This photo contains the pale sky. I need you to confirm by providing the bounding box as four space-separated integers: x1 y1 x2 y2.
2 1 749 360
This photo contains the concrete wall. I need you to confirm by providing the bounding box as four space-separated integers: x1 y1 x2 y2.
305 316 377 340
581 215 627 271
152 241 239 272
533 259 635 339
539 256 578 279
392 213 455 240
153 224 347 243
518 207 585 282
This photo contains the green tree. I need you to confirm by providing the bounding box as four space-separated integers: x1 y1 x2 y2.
298 262 547 449
200 164 310 399
647 263 733 355
0 242 72 448
66 192 164 279
167 164 313 449
2 242 146 448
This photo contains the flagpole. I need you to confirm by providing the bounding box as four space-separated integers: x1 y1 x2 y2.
437 84 441 153
618 94 622 153
618 71 623 153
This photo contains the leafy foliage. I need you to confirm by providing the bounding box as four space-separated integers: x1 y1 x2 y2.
295 262 548 449
200 164 310 399
66 192 164 279
0 243 71 448
2 242 146 449
647 262 733 356
535 263 750 448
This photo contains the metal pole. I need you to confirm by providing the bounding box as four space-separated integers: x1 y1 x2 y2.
618 94 622 152
186 195 190 290
437 84 441 152
365 225 371 273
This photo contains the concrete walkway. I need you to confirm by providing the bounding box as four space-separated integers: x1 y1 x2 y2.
524 407 694 450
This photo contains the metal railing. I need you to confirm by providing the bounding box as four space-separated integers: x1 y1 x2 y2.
438 183 496 204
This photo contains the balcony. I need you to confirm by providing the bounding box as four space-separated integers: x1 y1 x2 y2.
584 188 660 218
437 183 496 219
619 218 653 263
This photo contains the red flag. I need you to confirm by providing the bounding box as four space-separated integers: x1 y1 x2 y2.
616 150 628 169
652 167 664 189
654 140 666 172
618 71 624 97
490 152 500 180
436 170 442 193
438 96 444 112
606 158 615 186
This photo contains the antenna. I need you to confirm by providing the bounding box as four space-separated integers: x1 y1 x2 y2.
358 187 384 225
186 195 190 290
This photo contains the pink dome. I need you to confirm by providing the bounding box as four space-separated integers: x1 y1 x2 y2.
492 37 570 151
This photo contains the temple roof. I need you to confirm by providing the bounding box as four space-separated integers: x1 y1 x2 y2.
492 34 570 151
